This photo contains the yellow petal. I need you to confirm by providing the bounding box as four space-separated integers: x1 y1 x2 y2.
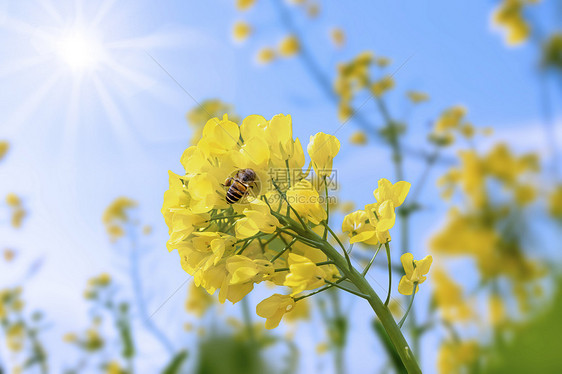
400 253 414 277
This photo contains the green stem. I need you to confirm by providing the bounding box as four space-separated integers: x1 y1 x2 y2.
362 244 383 276
324 279 369 299
270 237 297 262
322 222 352 270
293 277 347 301
384 242 392 306
398 285 417 328
293 227 421 373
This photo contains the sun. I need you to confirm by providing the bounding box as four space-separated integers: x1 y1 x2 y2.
55 30 105 72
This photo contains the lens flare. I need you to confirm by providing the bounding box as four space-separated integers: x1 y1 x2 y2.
55 31 104 71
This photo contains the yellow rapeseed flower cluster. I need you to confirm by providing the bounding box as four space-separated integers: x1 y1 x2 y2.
334 52 394 122
185 281 214 317
102 197 137 242
432 143 544 315
437 340 479 373
163 113 407 329
492 0 539 46
432 268 472 322
84 273 112 300
342 178 410 246
428 105 474 146
0 288 24 321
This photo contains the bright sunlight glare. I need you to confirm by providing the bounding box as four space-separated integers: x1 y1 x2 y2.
56 31 104 71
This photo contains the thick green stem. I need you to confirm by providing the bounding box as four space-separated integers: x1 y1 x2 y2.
295 227 421 373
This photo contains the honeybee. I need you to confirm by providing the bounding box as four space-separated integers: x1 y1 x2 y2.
224 168 257 204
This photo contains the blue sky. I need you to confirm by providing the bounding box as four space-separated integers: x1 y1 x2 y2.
0 0 560 372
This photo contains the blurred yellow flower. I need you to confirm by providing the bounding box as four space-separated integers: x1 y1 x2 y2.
103 197 137 242
63 332 78 343
105 361 123 374
256 294 295 329
316 342 329 354
349 130 367 145
278 35 300 57
6 193 21 207
330 28 345 48
370 75 394 97
398 253 432 295
3 249 16 262
232 21 252 42
0 140 9 161
432 269 472 322
407 91 429 103
7 323 25 351
256 47 276 64
185 281 214 317
437 340 478 374
492 0 535 46
236 0 255 11
307 3 320 18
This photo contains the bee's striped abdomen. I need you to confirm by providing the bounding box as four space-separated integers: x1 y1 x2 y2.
226 181 248 204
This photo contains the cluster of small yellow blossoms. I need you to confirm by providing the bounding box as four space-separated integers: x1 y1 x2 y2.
187 100 239 146
5 193 27 229
232 0 303 64
341 179 409 246
428 105 485 146
432 268 472 322
163 113 415 330
492 0 539 46
432 143 545 313
63 322 105 352
437 340 479 373
255 35 301 65
102 197 137 242
0 287 46 369
83 273 112 299
185 281 214 317
334 52 394 122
